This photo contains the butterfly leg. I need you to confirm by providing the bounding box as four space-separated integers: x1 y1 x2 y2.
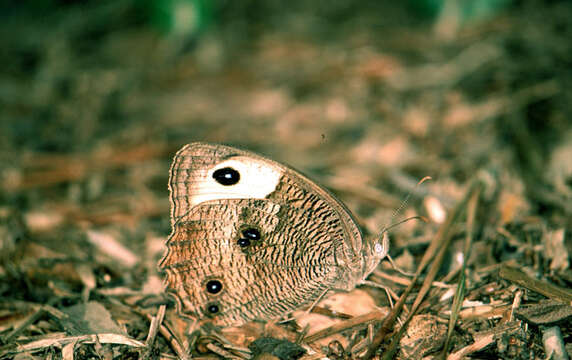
278 288 330 324
386 254 416 277
359 280 397 308
305 288 330 315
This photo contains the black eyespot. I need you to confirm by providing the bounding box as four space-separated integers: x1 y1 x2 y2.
212 167 240 186
206 279 223 294
206 303 220 314
242 228 261 240
237 238 251 247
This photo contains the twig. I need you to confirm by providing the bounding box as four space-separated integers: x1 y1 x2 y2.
499 266 572 304
304 309 386 343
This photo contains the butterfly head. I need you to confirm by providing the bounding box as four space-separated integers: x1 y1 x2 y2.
362 231 389 279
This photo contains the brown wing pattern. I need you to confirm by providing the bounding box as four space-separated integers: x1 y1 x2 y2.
159 142 365 326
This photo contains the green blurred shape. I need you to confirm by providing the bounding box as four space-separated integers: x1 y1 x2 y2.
409 0 512 24
138 0 213 37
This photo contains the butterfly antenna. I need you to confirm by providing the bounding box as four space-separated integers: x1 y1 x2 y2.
385 215 428 232
380 176 431 235
374 176 431 277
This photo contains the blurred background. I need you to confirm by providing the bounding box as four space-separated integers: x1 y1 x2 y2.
0 0 571 358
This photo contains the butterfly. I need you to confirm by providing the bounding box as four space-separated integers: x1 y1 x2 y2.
159 142 388 326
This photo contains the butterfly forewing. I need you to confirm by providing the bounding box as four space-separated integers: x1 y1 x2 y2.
160 142 366 326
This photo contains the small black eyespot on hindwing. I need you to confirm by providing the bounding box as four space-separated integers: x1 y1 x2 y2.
237 226 262 249
206 303 220 315
206 279 223 294
212 167 240 186
237 238 251 248
242 227 261 240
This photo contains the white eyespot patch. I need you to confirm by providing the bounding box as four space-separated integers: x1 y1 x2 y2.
188 156 283 206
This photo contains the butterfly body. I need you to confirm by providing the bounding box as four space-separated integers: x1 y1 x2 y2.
160 142 387 326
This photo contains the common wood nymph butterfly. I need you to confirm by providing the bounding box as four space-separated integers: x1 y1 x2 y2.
159 142 388 326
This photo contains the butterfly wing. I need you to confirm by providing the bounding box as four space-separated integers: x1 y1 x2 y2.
159 142 365 326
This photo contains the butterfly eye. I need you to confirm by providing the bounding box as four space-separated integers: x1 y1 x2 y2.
212 167 240 185
206 279 223 294
206 303 220 315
